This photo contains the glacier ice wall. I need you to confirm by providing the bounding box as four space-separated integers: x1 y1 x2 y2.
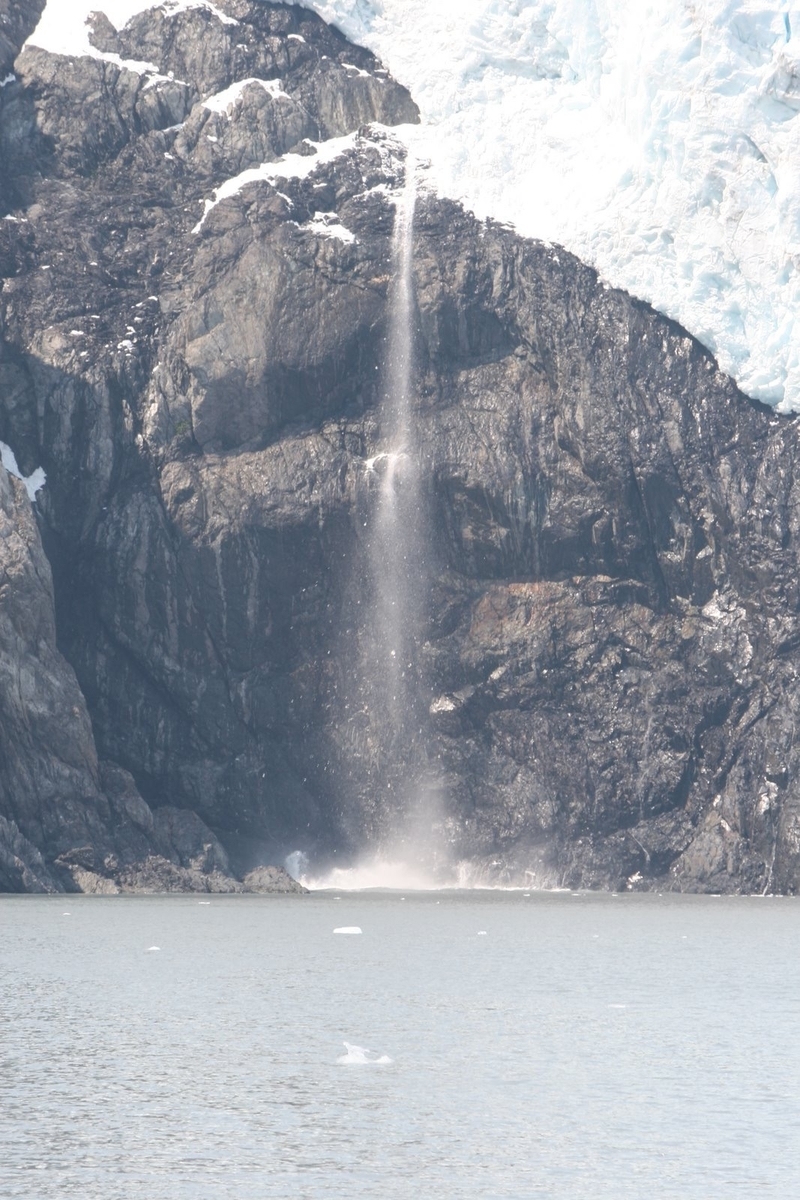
309 0 800 412
24 0 800 409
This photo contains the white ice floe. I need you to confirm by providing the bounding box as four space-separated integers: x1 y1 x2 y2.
0 441 46 501
337 1042 393 1064
333 926 362 934
202 76 289 113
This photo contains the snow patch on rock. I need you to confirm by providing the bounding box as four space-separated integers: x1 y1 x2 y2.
203 77 289 112
192 131 360 230
0 442 46 501
27 1 237 63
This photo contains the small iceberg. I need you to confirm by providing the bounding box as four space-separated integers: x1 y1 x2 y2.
145 946 160 952
337 1042 392 1065
333 926 362 935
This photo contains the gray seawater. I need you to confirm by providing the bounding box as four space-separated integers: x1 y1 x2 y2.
1 891 799 1199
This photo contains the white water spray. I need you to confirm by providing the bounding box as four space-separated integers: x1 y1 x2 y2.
369 155 421 736
342 148 450 880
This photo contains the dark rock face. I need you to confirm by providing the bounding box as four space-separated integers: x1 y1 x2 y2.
2 2 800 894
0 0 44 76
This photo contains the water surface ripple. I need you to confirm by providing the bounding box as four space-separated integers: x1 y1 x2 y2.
1 891 798 1198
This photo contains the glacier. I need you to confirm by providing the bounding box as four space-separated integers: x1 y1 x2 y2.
25 0 800 410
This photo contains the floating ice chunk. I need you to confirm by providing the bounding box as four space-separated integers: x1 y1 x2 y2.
333 926 362 934
198 901 211 905
203 77 289 114
1 440 47 500
145 946 160 951
477 930 487 935
337 1042 392 1065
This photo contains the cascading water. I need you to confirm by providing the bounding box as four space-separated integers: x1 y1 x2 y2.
351 147 446 880
296 145 451 890
367 151 423 751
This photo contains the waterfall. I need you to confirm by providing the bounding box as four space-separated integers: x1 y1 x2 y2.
301 145 449 890
357 147 445 875
368 151 422 742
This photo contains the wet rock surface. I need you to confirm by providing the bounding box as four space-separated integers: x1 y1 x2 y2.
2 1 800 894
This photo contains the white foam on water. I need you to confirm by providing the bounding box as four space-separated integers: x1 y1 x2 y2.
198 901 211 905
304 858 441 890
333 926 362 935
337 1042 393 1065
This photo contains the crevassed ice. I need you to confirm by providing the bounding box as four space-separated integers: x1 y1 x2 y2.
25 1 800 410
307 0 800 412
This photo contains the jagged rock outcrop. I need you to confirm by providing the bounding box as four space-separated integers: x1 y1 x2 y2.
0 0 44 76
3 0 800 893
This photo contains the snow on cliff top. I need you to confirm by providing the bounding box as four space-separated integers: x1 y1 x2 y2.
26 1 800 411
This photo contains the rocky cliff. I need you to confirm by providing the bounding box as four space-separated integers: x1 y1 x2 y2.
2 0 800 893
